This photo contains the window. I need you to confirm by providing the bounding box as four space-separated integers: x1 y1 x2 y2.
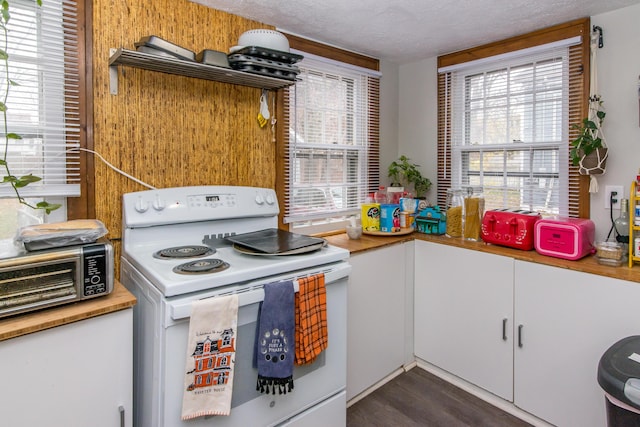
437 19 591 218
0 0 84 236
280 38 380 234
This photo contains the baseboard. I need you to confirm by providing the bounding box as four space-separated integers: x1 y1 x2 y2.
415 359 553 427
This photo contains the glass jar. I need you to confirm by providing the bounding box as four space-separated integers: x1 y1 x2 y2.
463 187 485 241
445 189 464 238
374 186 388 204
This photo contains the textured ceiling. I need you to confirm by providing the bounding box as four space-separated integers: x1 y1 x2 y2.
191 0 640 63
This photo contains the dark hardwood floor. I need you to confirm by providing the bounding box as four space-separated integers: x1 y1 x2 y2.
347 367 533 427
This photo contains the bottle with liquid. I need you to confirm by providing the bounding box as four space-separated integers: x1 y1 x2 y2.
614 198 630 248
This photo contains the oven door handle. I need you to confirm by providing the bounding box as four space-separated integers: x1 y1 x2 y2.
169 262 351 321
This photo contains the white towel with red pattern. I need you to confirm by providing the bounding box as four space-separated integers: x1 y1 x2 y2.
181 294 238 420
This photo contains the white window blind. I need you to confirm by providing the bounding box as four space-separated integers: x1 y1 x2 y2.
440 38 582 215
283 53 380 231
0 0 80 198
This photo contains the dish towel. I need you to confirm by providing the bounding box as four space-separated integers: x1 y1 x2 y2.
255 280 295 394
181 294 239 420
295 273 328 365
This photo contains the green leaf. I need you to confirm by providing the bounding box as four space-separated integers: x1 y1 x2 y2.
36 201 61 213
0 102 6 112
9 79 19 86
18 174 42 183
2 175 17 183
1 1 10 24
0 49 7 61
14 174 42 188
7 133 21 140
597 110 606 120
585 120 598 130
0 159 5 165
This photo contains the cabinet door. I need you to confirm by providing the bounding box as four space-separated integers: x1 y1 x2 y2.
0 309 133 427
515 261 640 427
414 241 514 401
347 243 408 400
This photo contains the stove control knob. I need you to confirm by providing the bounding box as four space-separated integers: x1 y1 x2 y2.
135 197 149 213
265 193 276 205
255 193 265 205
152 195 166 211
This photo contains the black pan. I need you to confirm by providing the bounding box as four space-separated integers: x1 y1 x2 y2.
224 228 325 255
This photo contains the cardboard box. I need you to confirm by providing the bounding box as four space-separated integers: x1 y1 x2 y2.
361 203 380 231
380 204 401 232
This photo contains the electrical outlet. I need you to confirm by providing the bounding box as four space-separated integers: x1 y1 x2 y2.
605 185 624 209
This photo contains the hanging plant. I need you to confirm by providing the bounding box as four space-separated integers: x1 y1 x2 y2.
569 95 608 176
0 0 59 213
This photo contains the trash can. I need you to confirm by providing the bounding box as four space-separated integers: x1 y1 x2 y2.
598 336 640 426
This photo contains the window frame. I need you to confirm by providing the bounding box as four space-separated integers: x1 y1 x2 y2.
0 0 90 219
437 18 591 218
276 34 380 233
67 0 91 220
449 46 571 214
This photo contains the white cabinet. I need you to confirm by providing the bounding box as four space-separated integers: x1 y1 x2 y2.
0 309 133 427
347 242 412 400
414 240 514 400
414 239 640 427
514 260 640 427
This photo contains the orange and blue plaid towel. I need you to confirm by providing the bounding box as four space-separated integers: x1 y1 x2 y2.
294 273 328 365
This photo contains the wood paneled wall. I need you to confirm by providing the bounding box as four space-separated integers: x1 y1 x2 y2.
92 0 277 248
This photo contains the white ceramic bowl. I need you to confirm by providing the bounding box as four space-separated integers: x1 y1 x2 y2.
237 29 290 52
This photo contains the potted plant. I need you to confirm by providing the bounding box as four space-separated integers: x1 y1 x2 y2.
569 95 608 176
387 155 432 198
0 0 58 213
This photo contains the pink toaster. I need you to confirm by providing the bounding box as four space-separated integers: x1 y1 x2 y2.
534 217 595 260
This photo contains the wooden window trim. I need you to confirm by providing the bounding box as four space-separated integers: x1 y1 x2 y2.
437 18 591 218
67 0 93 220
284 33 380 72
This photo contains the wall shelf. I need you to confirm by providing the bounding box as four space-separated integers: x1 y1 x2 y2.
108 48 296 95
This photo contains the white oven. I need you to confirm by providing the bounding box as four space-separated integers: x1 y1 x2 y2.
119 186 350 427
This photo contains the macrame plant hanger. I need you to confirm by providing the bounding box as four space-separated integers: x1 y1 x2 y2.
580 27 608 193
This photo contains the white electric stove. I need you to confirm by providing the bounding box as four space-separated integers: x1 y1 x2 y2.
120 185 350 427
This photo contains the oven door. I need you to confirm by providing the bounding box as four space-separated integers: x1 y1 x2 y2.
124 260 349 427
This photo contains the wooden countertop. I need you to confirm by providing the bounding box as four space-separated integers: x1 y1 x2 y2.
324 231 640 284
0 281 136 342
324 232 416 254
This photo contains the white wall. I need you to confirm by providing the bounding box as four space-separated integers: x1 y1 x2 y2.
397 3 640 241
590 3 640 241
398 57 438 205
379 59 400 188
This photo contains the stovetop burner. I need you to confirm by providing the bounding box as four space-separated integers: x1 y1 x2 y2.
172 258 230 275
154 245 215 259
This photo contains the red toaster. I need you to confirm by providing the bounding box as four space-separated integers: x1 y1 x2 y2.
480 208 541 250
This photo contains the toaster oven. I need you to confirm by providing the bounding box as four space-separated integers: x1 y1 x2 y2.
0 239 114 318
